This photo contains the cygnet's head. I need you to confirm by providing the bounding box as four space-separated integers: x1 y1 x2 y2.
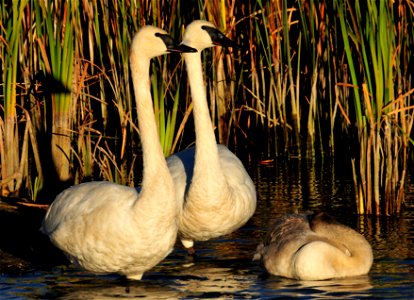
131 25 196 59
181 20 236 51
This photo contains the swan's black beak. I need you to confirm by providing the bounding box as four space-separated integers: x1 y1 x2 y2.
202 25 237 48
156 33 197 53
173 43 198 53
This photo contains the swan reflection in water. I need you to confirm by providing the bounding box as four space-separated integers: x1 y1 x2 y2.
59 285 179 300
261 275 373 298
254 212 373 280
56 265 371 300
173 263 257 297
56 262 258 299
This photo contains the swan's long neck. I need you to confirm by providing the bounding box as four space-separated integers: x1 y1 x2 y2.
130 53 174 196
184 52 221 177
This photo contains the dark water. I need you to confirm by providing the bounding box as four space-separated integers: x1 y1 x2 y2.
1 158 414 299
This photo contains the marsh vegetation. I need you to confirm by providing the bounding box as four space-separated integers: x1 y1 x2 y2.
1 0 413 215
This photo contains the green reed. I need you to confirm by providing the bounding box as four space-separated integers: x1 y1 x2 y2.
335 0 413 214
45 0 75 183
1 0 31 196
152 60 188 156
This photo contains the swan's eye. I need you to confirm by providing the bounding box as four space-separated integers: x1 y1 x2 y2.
155 32 170 41
155 33 175 48
156 33 173 43
201 25 236 48
155 32 196 53
201 25 220 38
201 25 215 31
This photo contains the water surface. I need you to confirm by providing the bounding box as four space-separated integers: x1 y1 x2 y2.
1 158 413 299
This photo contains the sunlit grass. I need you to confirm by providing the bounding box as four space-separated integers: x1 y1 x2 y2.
0 0 413 215
336 0 413 214
1 0 30 196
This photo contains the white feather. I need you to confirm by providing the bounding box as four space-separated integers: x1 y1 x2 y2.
167 20 257 250
41 26 187 280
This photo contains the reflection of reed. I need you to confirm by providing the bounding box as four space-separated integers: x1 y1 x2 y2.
365 215 414 261
252 159 355 230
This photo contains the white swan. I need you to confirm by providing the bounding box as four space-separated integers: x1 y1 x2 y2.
167 20 257 252
253 212 373 280
40 26 196 280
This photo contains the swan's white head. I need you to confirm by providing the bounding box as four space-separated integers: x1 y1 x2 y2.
131 26 196 59
181 20 236 51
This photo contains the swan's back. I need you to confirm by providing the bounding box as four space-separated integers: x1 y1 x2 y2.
297 212 374 279
41 182 137 235
41 182 177 279
254 212 373 280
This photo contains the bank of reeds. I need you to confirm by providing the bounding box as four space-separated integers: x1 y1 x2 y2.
1 0 413 215
335 0 414 214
